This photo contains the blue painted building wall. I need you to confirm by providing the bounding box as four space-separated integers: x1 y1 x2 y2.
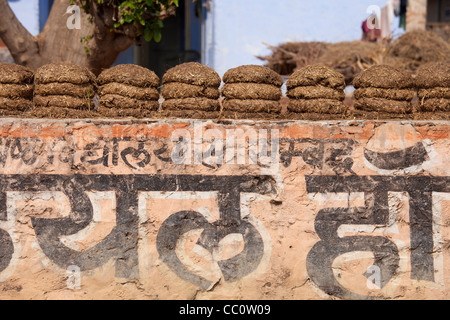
38 0 53 32
8 0 40 36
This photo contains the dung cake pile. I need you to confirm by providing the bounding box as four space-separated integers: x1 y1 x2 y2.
286 64 346 114
352 65 414 114
161 62 221 117
97 64 160 117
0 63 34 114
415 62 450 112
222 65 283 117
386 30 450 74
33 63 96 115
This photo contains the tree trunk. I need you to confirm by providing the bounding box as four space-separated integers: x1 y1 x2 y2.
0 0 133 75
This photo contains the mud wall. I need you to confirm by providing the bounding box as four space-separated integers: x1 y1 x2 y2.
0 119 450 299
0 118 448 300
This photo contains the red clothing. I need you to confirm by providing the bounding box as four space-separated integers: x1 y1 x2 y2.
362 19 381 42
362 19 381 35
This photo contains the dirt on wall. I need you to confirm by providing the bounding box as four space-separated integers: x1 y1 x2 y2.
0 118 449 300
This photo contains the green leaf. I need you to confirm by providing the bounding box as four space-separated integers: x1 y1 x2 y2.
154 29 162 42
144 29 154 42
81 0 180 44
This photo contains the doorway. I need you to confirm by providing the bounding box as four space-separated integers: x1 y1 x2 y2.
134 0 203 79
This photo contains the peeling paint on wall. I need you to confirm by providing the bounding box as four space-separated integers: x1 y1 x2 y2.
0 118 448 300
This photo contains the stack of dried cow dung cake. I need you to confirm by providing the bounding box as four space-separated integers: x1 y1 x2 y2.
0 63 34 114
222 65 283 116
34 63 96 113
97 64 160 117
352 65 414 114
415 62 450 112
286 64 346 114
161 62 221 116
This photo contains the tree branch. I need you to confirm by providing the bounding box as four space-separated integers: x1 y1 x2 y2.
0 0 39 66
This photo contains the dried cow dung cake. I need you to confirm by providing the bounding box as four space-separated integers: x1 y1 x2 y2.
98 64 160 88
222 99 281 113
286 64 346 114
99 83 159 100
223 64 283 86
352 64 413 89
222 65 283 115
415 62 450 112
353 87 415 101
35 82 94 98
287 86 345 100
162 98 220 111
221 83 281 100
352 65 414 114
0 63 34 112
353 97 412 114
286 64 346 90
161 62 221 114
97 64 160 117
34 63 96 110
161 82 220 100
35 63 95 85
162 62 221 88
288 99 347 114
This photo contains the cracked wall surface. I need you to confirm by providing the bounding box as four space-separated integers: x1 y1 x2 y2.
0 118 448 300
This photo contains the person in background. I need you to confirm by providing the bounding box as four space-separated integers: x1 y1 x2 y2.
361 17 382 42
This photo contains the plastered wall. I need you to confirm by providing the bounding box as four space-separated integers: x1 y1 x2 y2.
0 118 448 300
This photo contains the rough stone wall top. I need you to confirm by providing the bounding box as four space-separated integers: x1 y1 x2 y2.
1 62 450 118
